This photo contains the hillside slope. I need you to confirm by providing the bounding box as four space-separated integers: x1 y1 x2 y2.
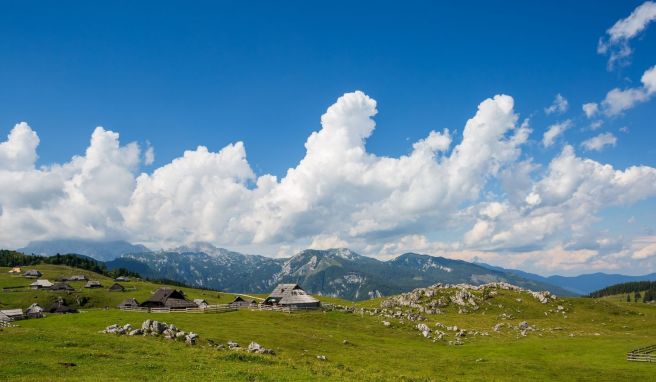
114 248 573 299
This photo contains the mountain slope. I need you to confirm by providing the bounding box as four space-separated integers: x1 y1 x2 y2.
476 262 656 295
18 239 151 262
110 246 573 299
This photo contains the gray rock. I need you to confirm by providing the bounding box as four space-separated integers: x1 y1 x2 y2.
317 355 327 361
128 329 143 336
227 341 240 349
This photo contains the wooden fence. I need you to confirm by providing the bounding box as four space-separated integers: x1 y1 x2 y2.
627 345 656 362
119 303 321 314
119 304 236 314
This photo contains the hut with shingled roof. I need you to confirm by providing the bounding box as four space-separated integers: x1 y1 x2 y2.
140 288 197 310
264 284 320 309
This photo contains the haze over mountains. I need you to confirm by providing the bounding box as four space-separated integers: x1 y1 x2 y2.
15 239 656 299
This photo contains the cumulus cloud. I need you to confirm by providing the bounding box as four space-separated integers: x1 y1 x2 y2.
598 1 656 69
0 124 141 248
542 120 572 147
2 90 656 274
593 65 656 116
581 132 617 151
545 94 569 115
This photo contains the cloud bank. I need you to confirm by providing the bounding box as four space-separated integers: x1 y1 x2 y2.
1 91 655 274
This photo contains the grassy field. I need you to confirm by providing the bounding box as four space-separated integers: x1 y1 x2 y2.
1 266 655 381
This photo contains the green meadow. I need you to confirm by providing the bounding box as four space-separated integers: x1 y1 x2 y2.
1 265 655 381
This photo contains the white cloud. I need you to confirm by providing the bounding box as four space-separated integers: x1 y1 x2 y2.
144 144 155 165
582 103 599 118
1 91 656 274
581 132 617 152
542 120 572 147
598 1 656 69
632 236 656 259
0 122 39 171
0 124 141 247
599 65 656 116
545 94 569 115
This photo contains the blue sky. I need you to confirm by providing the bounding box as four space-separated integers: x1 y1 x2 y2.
0 1 655 274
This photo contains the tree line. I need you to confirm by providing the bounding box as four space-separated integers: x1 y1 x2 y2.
1 249 139 279
1 249 210 290
589 280 656 303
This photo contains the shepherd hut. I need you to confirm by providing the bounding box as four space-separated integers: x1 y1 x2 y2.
30 279 54 290
117 298 140 309
264 284 321 309
108 283 125 292
50 282 75 291
26 303 45 318
23 269 42 278
140 288 197 310
85 280 102 288
48 299 78 314
0 309 24 321
193 299 209 309
230 296 257 308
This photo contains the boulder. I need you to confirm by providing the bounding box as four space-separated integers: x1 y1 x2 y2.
185 332 198 345
141 320 152 331
317 355 327 361
227 341 240 349
247 341 274 354
518 321 530 330
416 323 431 338
128 329 143 336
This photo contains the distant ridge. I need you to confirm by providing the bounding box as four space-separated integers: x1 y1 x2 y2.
18 239 152 262
476 262 656 295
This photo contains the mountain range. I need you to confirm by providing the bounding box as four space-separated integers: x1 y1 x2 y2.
13 239 656 299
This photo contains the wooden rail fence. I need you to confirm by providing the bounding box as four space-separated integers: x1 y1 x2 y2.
627 345 656 362
119 303 321 314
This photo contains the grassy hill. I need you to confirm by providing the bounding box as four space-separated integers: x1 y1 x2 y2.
0 265 655 381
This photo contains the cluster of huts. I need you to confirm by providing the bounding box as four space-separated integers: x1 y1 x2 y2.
117 283 321 311
0 298 79 325
9 267 128 293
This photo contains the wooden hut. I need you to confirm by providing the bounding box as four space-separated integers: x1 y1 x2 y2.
48 299 78 314
114 276 130 282
108 283 125 292
8 267 22 274
26 303 45 318
0 312 11 323
229 296 257 308
23 269 42 278
0 309 24 321
30 279 54 290
193 299 209 309
117 298 140 309
140 288 197 310
65 275 88 281
50 282 75 291
264 284 321 309
84 280 102 288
